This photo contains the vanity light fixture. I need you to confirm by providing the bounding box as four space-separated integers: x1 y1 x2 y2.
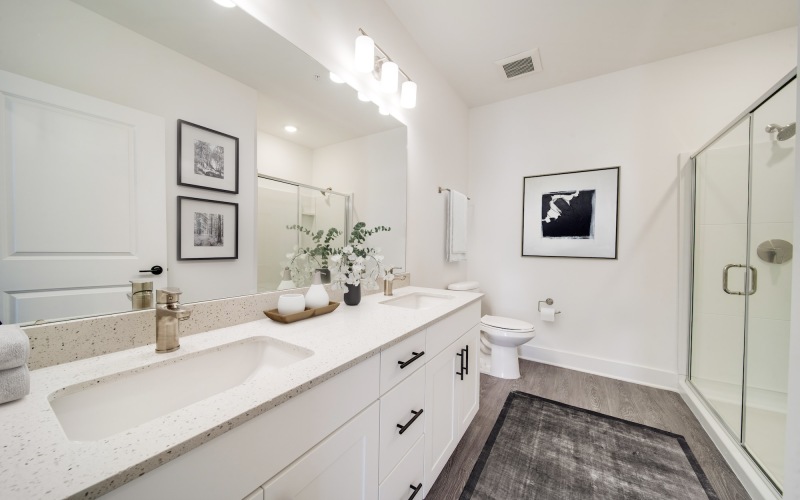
212 0 237 8
354 28 417 109
284 125 297 133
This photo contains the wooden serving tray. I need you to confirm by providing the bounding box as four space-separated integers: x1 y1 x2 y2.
264 301 340 324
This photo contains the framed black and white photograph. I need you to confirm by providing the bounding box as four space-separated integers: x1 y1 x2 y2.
178 119 239 194
177 196 238 260
522 167 619 259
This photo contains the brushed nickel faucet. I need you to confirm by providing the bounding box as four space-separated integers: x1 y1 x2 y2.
383 267 408 296
155 288 192 353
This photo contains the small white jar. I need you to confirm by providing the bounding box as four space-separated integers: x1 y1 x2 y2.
277 293 305 315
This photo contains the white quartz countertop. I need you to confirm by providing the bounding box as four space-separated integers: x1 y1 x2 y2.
0 287 481 500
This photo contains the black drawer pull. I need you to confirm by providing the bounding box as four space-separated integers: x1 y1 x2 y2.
408 483 423 500
456 351 464 380
398 351 425 369
397 409 423 434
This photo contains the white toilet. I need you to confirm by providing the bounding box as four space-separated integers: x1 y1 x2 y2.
447 282 536 380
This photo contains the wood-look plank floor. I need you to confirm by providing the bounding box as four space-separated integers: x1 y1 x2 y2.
425 359 750 500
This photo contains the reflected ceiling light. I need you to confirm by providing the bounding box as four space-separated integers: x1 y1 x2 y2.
400 81 417 109
357 91 370 102
284 125 297 133
378 106 390 116
354 35 375 73
212 0 237 7
380 61 399 93
329 72 345 84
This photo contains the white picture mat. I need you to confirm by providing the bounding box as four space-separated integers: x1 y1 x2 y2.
179 122 238 192
178 197 237 259
522 167 619 258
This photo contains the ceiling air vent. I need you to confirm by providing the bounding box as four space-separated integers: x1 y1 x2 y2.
495 49 542 80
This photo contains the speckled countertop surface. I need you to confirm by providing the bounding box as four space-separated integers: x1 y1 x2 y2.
0 287 481 500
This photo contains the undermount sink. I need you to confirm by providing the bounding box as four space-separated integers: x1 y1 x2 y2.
49 337 313 441
380 292 454 310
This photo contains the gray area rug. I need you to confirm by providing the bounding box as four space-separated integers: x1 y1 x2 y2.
461 391 718 499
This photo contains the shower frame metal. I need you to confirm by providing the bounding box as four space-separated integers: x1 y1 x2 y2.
686 68 796 495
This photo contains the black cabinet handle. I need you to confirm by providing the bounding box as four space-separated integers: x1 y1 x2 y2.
456 350 464 380
396 409 423 435
464 344 469 375
139 265 164 275
398 351 425 369
408 483 423 500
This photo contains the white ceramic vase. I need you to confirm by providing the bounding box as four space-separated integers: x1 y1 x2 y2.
305 270 330 309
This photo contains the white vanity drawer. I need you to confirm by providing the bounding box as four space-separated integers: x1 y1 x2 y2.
379 366 426 482
380 329 426 394
379 435 424 500
426 301 480 359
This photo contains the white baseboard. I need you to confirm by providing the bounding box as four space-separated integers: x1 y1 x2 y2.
518 345 679 391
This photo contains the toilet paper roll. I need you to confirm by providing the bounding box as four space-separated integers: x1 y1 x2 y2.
540 307 556 322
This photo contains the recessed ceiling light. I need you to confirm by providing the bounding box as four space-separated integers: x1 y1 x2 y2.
212 0 236 7
329 72 345 83
284 125 297 133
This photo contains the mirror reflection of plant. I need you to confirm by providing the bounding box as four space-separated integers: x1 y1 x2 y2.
328 222 391 291
286 225 343 268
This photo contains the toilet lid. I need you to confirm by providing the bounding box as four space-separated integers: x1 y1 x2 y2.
481 315 534 331
448 281 479 291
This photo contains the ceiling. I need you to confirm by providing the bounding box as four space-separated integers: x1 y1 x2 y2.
73 0 401 149
384 0 798 107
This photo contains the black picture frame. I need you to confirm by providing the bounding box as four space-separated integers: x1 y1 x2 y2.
522 167 620 259
177 196 238 260
177 119 239 194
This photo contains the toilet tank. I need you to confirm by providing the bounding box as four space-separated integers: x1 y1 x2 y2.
447 281 479 292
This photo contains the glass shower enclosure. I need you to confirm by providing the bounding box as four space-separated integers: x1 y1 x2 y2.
689 71 795 493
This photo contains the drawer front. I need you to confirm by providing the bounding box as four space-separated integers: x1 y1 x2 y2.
379 367 426 482
379 435 424 500
380 329 427 394
426 301 480 359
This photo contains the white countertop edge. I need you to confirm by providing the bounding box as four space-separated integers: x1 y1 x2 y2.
0 287 482 500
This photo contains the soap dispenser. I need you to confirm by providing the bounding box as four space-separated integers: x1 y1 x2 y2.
277 267 297 291
304 270 330 309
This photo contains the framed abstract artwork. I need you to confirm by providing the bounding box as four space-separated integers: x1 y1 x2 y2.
177 196 238 260
522 167 620 259
177 119 239 194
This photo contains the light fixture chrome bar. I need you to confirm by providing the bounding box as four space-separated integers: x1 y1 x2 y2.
359 28 413 83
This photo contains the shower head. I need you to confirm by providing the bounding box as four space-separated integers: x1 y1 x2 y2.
765 122 796 141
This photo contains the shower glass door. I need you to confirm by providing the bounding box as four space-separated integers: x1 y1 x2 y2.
690 75 795 493
690 116 751 439
743 78 795 489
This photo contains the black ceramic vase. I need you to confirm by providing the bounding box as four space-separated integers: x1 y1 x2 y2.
343 283 361 306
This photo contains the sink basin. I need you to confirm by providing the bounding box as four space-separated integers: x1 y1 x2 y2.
380 292 454 310
49 337 313 441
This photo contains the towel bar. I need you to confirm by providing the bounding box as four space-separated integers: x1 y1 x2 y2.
438 187 470 200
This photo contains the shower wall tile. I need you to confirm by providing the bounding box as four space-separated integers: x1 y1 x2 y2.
746 316 790 394
748 222 793 322
751 142 795 224
691 312 744 387
694 223 747 316
696 146 749 226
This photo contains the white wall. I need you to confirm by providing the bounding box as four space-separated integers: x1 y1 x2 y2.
0 0 259 304
312 127 408 270
781 22 800 500
468 28 797 389
257 130 314 185
237 0 470 289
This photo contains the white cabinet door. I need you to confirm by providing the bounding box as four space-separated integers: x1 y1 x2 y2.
457 325 480 438
261 402 379 500
423 340 460 493
0 69 167 324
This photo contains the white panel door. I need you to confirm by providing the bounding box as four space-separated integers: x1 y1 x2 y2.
0 69 166 324
423 341 459 495
457 326 480 438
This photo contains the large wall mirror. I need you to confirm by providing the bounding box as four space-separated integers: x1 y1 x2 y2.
0 0 407 325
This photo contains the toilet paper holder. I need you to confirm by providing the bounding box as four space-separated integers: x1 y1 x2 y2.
538 298 561 314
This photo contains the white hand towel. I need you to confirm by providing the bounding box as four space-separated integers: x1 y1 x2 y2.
0 325 30 370
447 190 468 262
0 364 30 405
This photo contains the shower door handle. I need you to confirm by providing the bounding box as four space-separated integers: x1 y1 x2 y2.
722 264 757 295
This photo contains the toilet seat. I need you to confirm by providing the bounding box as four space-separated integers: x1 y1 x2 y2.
481 315 534 332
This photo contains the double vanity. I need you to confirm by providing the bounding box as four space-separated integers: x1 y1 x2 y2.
0 287 481 499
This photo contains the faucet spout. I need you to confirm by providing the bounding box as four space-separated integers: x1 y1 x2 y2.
155 288 191 353
383 267 408 296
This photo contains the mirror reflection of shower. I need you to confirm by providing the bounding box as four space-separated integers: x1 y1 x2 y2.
765 122 796 141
